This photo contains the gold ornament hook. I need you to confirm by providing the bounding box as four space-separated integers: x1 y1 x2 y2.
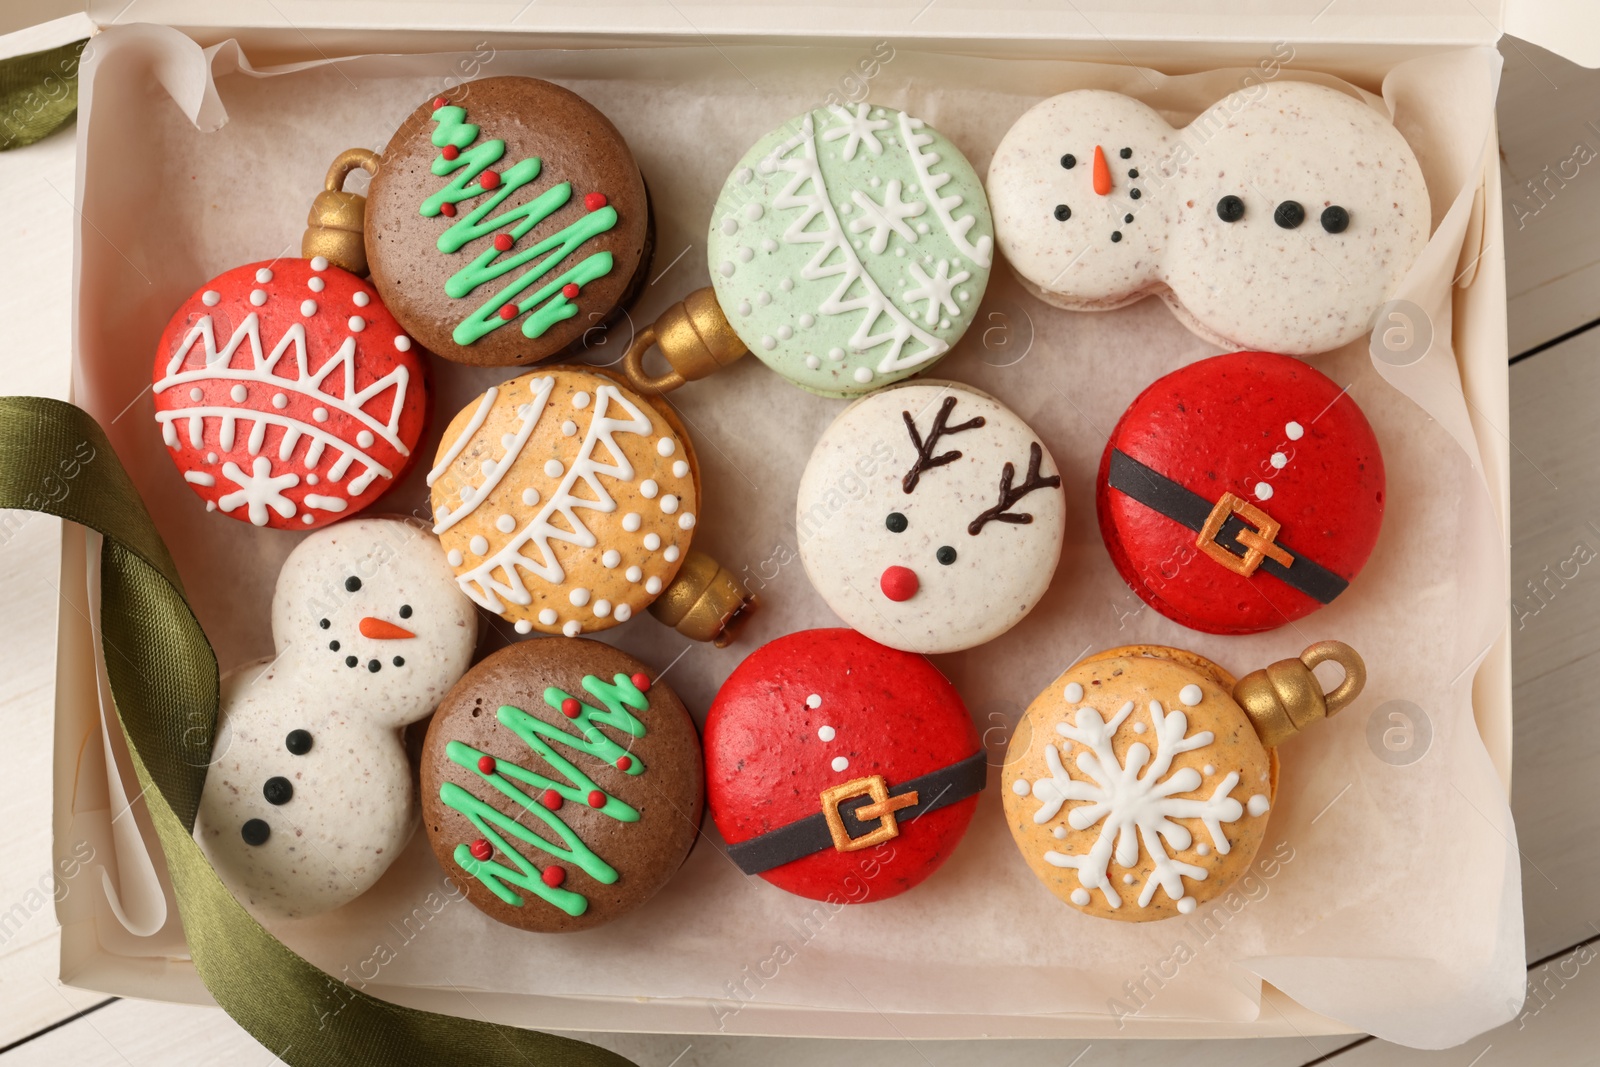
646 549 756 646
1232 640 1366 748
621 287 748 395
302 148 381 276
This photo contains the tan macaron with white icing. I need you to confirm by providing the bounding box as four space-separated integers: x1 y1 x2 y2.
796 380 1064 654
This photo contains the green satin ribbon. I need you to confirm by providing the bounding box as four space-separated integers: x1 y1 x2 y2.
0 40 85 151
0 397 633 1066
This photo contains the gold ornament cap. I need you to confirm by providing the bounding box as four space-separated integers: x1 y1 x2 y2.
303 148 380 276
648 548 755 646
1233 640 1366 748
622 287 748 395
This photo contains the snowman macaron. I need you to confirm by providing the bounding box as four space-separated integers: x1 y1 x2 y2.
796 381 1064 654
195 518 478 918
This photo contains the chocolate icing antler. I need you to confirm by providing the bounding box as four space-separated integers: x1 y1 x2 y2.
902 396 985 493
968 442 1061 534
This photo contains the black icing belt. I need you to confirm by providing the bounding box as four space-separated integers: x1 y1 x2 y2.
725 750 988 876
1107 449 1349 605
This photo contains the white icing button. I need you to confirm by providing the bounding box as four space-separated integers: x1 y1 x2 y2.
806 694 823 709
569 588 591 607
348 316 365 332
206 452 217 464
756 289 771 306
1123 874 1136 885
745 202 763 221
831 756 850 772
645 576 663 595
738 301 752 316
313 407 329 422
721 217 739 235
1196 842 1212 856
469 535 489 555
800 314 815 327
1064 682 1084 703
1010 779 1031 796
446 549 463 567
353 290 370 307
657 438 675 457
593 599 612 618
1177 896 1197 915
663 545 680 562
563 620 582 637
625 566 642 582
394 335 411 351
249 289 267 306
514 619 532 634
188 387 204 401
538 608 559 626
229 384 247 403
1203 764 1216 776
522 487 540 506
603 550 622 568
672 461 690 478
643 532 661 551
545 459 564 478
1070 888 1091 907
357 430 375 448
302 514 313 524
614 603 632 622
1285 421 1304 440
622 512 642 532
1179 684 1203 706
1132 722 1147 734
640 479 659 499
310 256 329 271
1271 451 1288 469
271 392 288 409
561 420 578 437
679 513 696 530
305 474 318 485
497 514 516 534
718 262 735 277
1247 794 1271 817
827 347 846 361
779 277 793 292
853 367 873 384
761 336 777 351
777 325 793 340
1052 826 1067 840
805 355 821 370
201 290 220 306
660 495 679 514
254 267 274 283
573 391 591 409
738 247 754 263
817 725 835 741
1254 481 1274 500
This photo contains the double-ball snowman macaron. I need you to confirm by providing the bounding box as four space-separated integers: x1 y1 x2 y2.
796 380 1064 654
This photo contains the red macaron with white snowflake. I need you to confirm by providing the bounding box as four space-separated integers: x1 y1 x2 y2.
704 628 984 904
151 257 428 529
1096 351 1385 635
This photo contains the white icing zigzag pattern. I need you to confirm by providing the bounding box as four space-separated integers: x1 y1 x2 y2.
1031 698 1244 910
431 376 555 535
453 384 652 611
769 114 948 375
898 111 993 269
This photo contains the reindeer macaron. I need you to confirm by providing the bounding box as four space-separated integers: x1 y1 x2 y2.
796 381 1064 654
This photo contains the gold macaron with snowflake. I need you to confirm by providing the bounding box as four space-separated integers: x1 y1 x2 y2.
1001 642 1365 921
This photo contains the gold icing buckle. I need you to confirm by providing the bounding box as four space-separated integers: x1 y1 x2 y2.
819 776 918 853
1196 492 1294 577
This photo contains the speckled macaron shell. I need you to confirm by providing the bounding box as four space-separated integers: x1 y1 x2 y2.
1001 649 1276 922
796 380 1064 654
428 367 697 636
707 104 994 397
420 638 704 932
988 82 1430 356
195 518 478 918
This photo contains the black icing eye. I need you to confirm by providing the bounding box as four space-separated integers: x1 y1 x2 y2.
1060 154 1076 169
885 512 908 533
344 575 362 592
1274 201 1305 229
1129 188 1141 200
318 618 330 629
1119 147 1132 159
328 640 340 652
936 545 957 565
368 659 382 673
399 604 413 619
1053 204 1071 222
345 655 358 668
1110 231 1123 243
393 656 405 667
1123 213 1133 223
263 777 293 805
1217 195 1244 222
241 819 270 846
1320 205 1350 233
285 729 312 755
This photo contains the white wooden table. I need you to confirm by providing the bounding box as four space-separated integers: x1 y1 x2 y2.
3 32 1599 1067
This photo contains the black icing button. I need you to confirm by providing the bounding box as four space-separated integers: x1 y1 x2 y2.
1274 200 1306 229
1110 231 1123 243
1119 147 1132 159
241 818 270 846
263 776 294 805
1060 153 1076 169
1321 205 1350 233
345 655 358 668
1217 195 1245 222
1053 204 1071 221
936 546 957 565
368 659 382 673
285 729 313 755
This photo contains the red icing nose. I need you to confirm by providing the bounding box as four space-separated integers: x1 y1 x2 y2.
880 566 919 602
359 617 415 640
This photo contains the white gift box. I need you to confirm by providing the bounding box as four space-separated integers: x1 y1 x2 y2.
45 0 1597 1051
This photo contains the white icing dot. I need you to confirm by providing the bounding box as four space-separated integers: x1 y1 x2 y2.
777 325 793 340
853 367 873 384
572 391 591 409
895 247 906 257
1285 421 1304 440
736 167 753 183
302 514 313 524
614 603 632 621
272 392 288 409
660 495 679 514
256 268 274 283
799 313 815 327
718 262 735 277
1179 684 1203 706
189 387 203 401
744 202 763 221
806 694 823 709
673 461 689 479
1052 826 1067 839
249 289 267 306
522 487 540 506
469 535 489 555
737 247 754 263
480 459 496 477
643 532 661 551
721 217 740 235
1011 779 1031 796
539 608 559 626
310 256 329 271
939 318 950 329
640 479 659 499
545 459 564 478
622 512 642 532
625 566 642 582
916 221 929 234
353 290 370 307
738 301 752 316
602 550 622 568
645 576 663 595
852 239 862 249
827 347 846 361
1132 722 1147 734
1177 896 1197 915
1123 873 1136 885
308 276 326 293
679 513 696 530
394 335 411 351
761 336 777 351
817 725 835 741
496 514 516 533
459 486 475 503
1064 682 1084 703
1203 764 1215 776
515 619 532 634
447 549 463 567
1254 481 1274 500
205 452 216 464
357 430 374 448
663 545 680 562
593 599 612 618
201 290 220 306
779 278 793 293
563 620 582 637
760 238 777 252
657 438 675 457
561 420 578 437
347 315 365 332
831 756 850 772
501 433 518 451
1248 794 1271 817
313 407 329 422
305 474 318 485
958 290 970 302
1070 888 1091 907
805 355 821 370
1197 842 1212 856
570 588 591 607
756 290 771 306
1271 452 1288 469
758 159 776 174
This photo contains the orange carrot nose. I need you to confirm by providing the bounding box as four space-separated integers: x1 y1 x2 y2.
1092 145 1111 196
359 617 415 640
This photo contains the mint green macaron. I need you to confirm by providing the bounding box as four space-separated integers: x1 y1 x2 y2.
707 104 993 398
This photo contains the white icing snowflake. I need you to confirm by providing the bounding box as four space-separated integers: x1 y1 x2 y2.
821 103 890 162
217 455 299 526
1031 698 1244 910
903 259 971 326
848 179 926 254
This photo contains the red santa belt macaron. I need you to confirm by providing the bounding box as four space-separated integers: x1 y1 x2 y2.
725 751 987 875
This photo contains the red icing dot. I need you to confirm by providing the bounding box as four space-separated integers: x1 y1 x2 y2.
498 305 517 321
468 839 492 861
630 672 651 692
880 565 920 602
587 790 606 809
540 788 562 811
479 170 501 190
616 755 633 771
561 283 580 299
542 866 566 888
433 96 449 109
493 233 514 252
440 202 457 217
441 144 459 161
584 192 609 212
477 755 496 774
561 698 581 719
